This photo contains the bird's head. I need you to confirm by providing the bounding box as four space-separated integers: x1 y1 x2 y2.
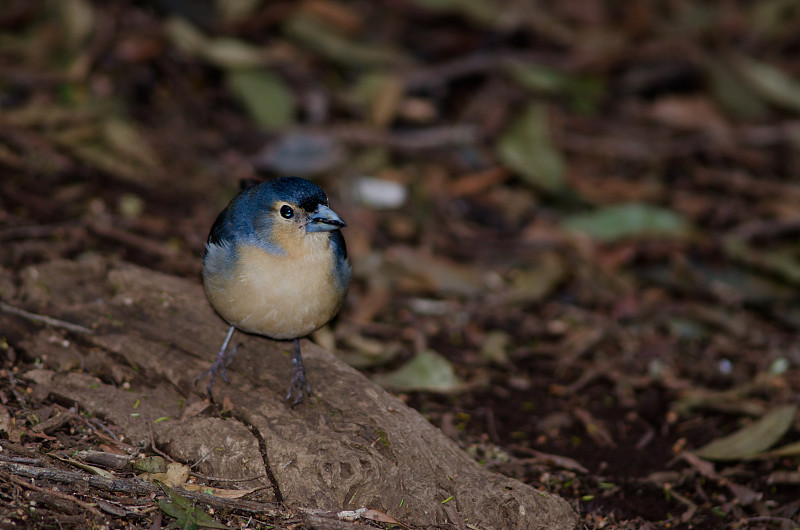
245 177 346 255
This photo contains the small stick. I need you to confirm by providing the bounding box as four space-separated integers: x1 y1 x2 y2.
0 301 93 335
1 469 104 517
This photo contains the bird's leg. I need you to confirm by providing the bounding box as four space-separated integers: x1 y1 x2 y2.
284 338 312 406
195 325 239 400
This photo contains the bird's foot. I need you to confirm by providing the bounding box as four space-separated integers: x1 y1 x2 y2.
284 365 312 407
195 328 240 401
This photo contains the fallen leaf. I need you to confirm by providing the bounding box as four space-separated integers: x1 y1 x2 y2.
165 17 266 68
499 252 567 305
60 0 95 51
408 0 501 27
373 350 463 393
695 404 798 461
562 202 691 242
766 439 800 458
182 483 261 499
505 61 604 114
0 404 21 443
284 13 409 68
496 102 566 193
362 508 405 525
134 456 167 474
216 0 263 22
768 470 800 485
726 482 763 506
723 236 800 286
103 118 159 169
702 54 769 120
480 330 510 365
157 482 229 529
203 38 270 69
370 74 406 128
300 0 364 34
732 54 800 115
180 400 211 420
160 462 191 488
225 69 295 130
648 96 731 144
386 247 485 296
54 455 116 479
338 334 402 369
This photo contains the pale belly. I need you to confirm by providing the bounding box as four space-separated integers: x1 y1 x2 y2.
204 243 345 339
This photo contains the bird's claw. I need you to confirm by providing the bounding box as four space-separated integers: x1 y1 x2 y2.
284 367 312 407
195 342 240 401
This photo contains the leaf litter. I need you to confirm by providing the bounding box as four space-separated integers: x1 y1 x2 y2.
2 0 800 528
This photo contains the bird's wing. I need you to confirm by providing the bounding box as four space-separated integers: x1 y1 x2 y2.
329 229 351 291
330 229 347 261
207 206 233 247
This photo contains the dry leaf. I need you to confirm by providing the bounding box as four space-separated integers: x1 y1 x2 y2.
182 483 261 499
695 404 798 461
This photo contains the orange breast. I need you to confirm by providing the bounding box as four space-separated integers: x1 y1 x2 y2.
204 236 345 339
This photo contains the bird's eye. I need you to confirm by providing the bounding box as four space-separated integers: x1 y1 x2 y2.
280 205 294 219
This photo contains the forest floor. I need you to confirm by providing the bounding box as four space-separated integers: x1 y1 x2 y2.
2 1 800 528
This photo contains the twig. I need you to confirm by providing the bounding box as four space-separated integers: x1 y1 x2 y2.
663 483 698 523
190 472 267 483
0 301 93 335
507 445 589 474
573 407 615 448
0 461 279 515
88 222 180 260
311 123 478 151
75 450 132 471
0 453 45 466
70 410 123 445
31 406 72 434
402 51 565 90
728 217 800 241
148 422 175 463
0 460 154 495
6 371 30 410
0 220 83 241
736 516 799 527
1 468 104 517
86 417 122 442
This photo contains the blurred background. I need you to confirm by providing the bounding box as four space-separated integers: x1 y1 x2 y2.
2 0 800 527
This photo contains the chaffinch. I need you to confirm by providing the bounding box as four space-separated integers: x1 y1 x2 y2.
198 177 351 405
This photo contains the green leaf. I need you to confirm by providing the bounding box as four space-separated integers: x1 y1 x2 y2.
703 55 769 119
225 69 294 130
203 38 267 69
157 482 229 529
723 237 800 286
505 62 604 114
134 456 167 474
768 439 800 457
60 0 95 51
157 497 184 520
562 202 691 242
496 103 566 193
732 54 800 115
165 17 266 68
103 118 159 168
373 350 463 393
408 0 501 27
695 404 798 461
284 14 409 68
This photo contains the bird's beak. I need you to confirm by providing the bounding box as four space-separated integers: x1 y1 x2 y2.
306 205 347 232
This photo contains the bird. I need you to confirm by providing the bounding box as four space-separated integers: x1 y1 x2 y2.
197 177 351 405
